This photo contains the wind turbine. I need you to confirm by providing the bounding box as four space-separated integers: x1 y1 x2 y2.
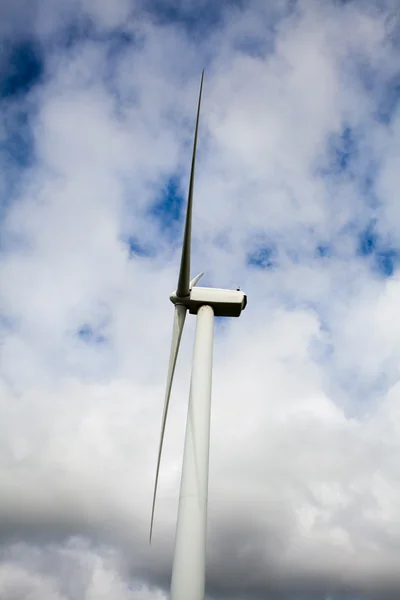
150 71 247 600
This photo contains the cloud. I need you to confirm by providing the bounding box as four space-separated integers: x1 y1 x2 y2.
1 0 400 599
0 538 163 599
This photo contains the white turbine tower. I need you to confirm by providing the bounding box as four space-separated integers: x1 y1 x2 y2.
150 71 247 600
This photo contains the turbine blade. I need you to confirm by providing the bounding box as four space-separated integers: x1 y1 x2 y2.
176 70 204 299
190 272 204 288
150 303 187 543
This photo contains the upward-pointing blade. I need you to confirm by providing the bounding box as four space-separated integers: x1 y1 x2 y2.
150 303 187 543
176 71 204 299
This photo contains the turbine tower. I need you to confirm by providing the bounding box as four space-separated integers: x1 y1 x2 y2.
150 71 247 600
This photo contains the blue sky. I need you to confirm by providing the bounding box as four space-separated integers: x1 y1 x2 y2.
1 1 400 599
3 39 396 281
1 3 398 280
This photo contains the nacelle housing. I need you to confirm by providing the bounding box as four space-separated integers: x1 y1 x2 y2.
170 287 247 317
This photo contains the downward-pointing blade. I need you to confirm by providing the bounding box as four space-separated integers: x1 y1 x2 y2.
176 71 204 299
150 303 187 543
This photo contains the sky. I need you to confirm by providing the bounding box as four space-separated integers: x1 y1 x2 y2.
1 0 400 598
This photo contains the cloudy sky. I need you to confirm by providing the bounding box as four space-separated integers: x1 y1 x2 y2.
1 0 400 598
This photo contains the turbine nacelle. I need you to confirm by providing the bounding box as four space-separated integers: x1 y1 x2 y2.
170 286 247 317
